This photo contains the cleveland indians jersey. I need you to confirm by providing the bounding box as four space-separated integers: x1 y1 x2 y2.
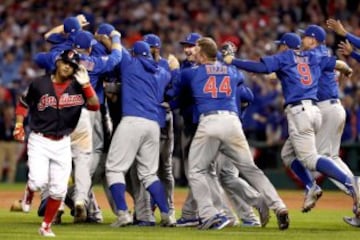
19 75 86 137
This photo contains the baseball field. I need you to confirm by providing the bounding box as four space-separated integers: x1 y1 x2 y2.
0 183 359 240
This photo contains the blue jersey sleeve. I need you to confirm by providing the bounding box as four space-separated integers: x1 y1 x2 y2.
346 33 360 49
231 58 270 73
83 49 122 75
33 52 58 71
350 51 360 62
46 33 67 44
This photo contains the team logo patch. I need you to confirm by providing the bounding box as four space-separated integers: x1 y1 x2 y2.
37 94 85 111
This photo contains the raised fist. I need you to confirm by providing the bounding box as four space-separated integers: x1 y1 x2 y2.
13 123 25 142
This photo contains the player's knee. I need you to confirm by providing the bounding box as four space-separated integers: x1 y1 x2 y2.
300 154 318 170
281 149 296 167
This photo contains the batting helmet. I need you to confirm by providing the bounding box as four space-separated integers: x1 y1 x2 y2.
56 49 80 70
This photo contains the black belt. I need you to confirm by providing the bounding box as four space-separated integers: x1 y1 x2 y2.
201 110 238 117
285 99 317 109
34 131 65 141
329 99 339 104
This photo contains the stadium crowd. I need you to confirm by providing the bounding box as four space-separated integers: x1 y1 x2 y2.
1 0 360 182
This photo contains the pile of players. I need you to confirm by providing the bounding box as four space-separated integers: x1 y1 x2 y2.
10 14 360 237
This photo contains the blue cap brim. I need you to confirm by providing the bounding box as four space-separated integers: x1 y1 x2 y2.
180 41 195 45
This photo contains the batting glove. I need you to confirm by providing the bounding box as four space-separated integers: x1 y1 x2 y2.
13 123 25 142
221 41 237 58
74 65 90 86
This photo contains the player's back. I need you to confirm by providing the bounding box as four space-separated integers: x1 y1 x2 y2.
120 51 168 123
184 61 241 114
261 49 320 105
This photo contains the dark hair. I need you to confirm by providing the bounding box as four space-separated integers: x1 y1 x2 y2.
197 37 218 61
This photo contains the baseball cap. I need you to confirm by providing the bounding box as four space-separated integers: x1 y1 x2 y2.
274 33 301 49
132 41 151 57
74 31 97 49
180 32 202 46
56 49 80 69
63 17 81 34
143 34 161 48
97 23 115 35
298 25 326 43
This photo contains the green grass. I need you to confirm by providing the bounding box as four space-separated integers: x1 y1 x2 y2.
0 184 359 240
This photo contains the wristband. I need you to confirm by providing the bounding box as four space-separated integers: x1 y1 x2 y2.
83 84 96 98
15 122 23 128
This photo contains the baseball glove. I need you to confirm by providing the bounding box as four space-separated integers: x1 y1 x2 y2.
10 199 23 212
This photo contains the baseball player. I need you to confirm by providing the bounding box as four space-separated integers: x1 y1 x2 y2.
13 49 99 237
33 23 121 223
106 41 175 227
126 33 176 226
178 37 288 230
224 32 360 224
281 25 355 213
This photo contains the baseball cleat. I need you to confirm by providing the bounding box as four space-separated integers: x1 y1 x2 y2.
160 212 176 227
349 177 360 216
241 219 261 227
38 222 55 237
210 215 230 230
74 201 87 223
52 210 64 225
176 217 200 227
302 183 323 213
110 210 133 227
22 186 34 213
343 216 360 227
276 209 289 230
256 197 270 227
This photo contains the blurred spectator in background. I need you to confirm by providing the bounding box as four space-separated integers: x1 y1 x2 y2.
0 103 24 183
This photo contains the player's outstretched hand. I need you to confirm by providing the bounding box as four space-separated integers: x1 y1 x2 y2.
74 65 90 86
168 54 180 70
338 40 353 56
77 14 89 28
326 19 347 36
13 123 25 142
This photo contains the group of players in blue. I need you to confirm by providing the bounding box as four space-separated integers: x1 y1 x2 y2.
16 13 360 236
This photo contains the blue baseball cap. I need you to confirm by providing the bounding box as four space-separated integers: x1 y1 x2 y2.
143 34 161 48
180 32 202 46
74 31 97 49
298 25 326 43
63 17 81 34
97 23 115 35
132 41 151 57
274 33 301 49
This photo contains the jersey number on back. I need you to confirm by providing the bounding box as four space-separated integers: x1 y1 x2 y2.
203 76 232 98
297 63 312 85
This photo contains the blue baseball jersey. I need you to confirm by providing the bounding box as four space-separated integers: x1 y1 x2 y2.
119 50 171 124
260 50 321 105
313 45 338 101
181 61 242 115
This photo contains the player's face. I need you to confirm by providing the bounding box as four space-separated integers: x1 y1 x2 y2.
57 60 76 78
183 44 197 61
301 36 314 50
193 44 203 63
